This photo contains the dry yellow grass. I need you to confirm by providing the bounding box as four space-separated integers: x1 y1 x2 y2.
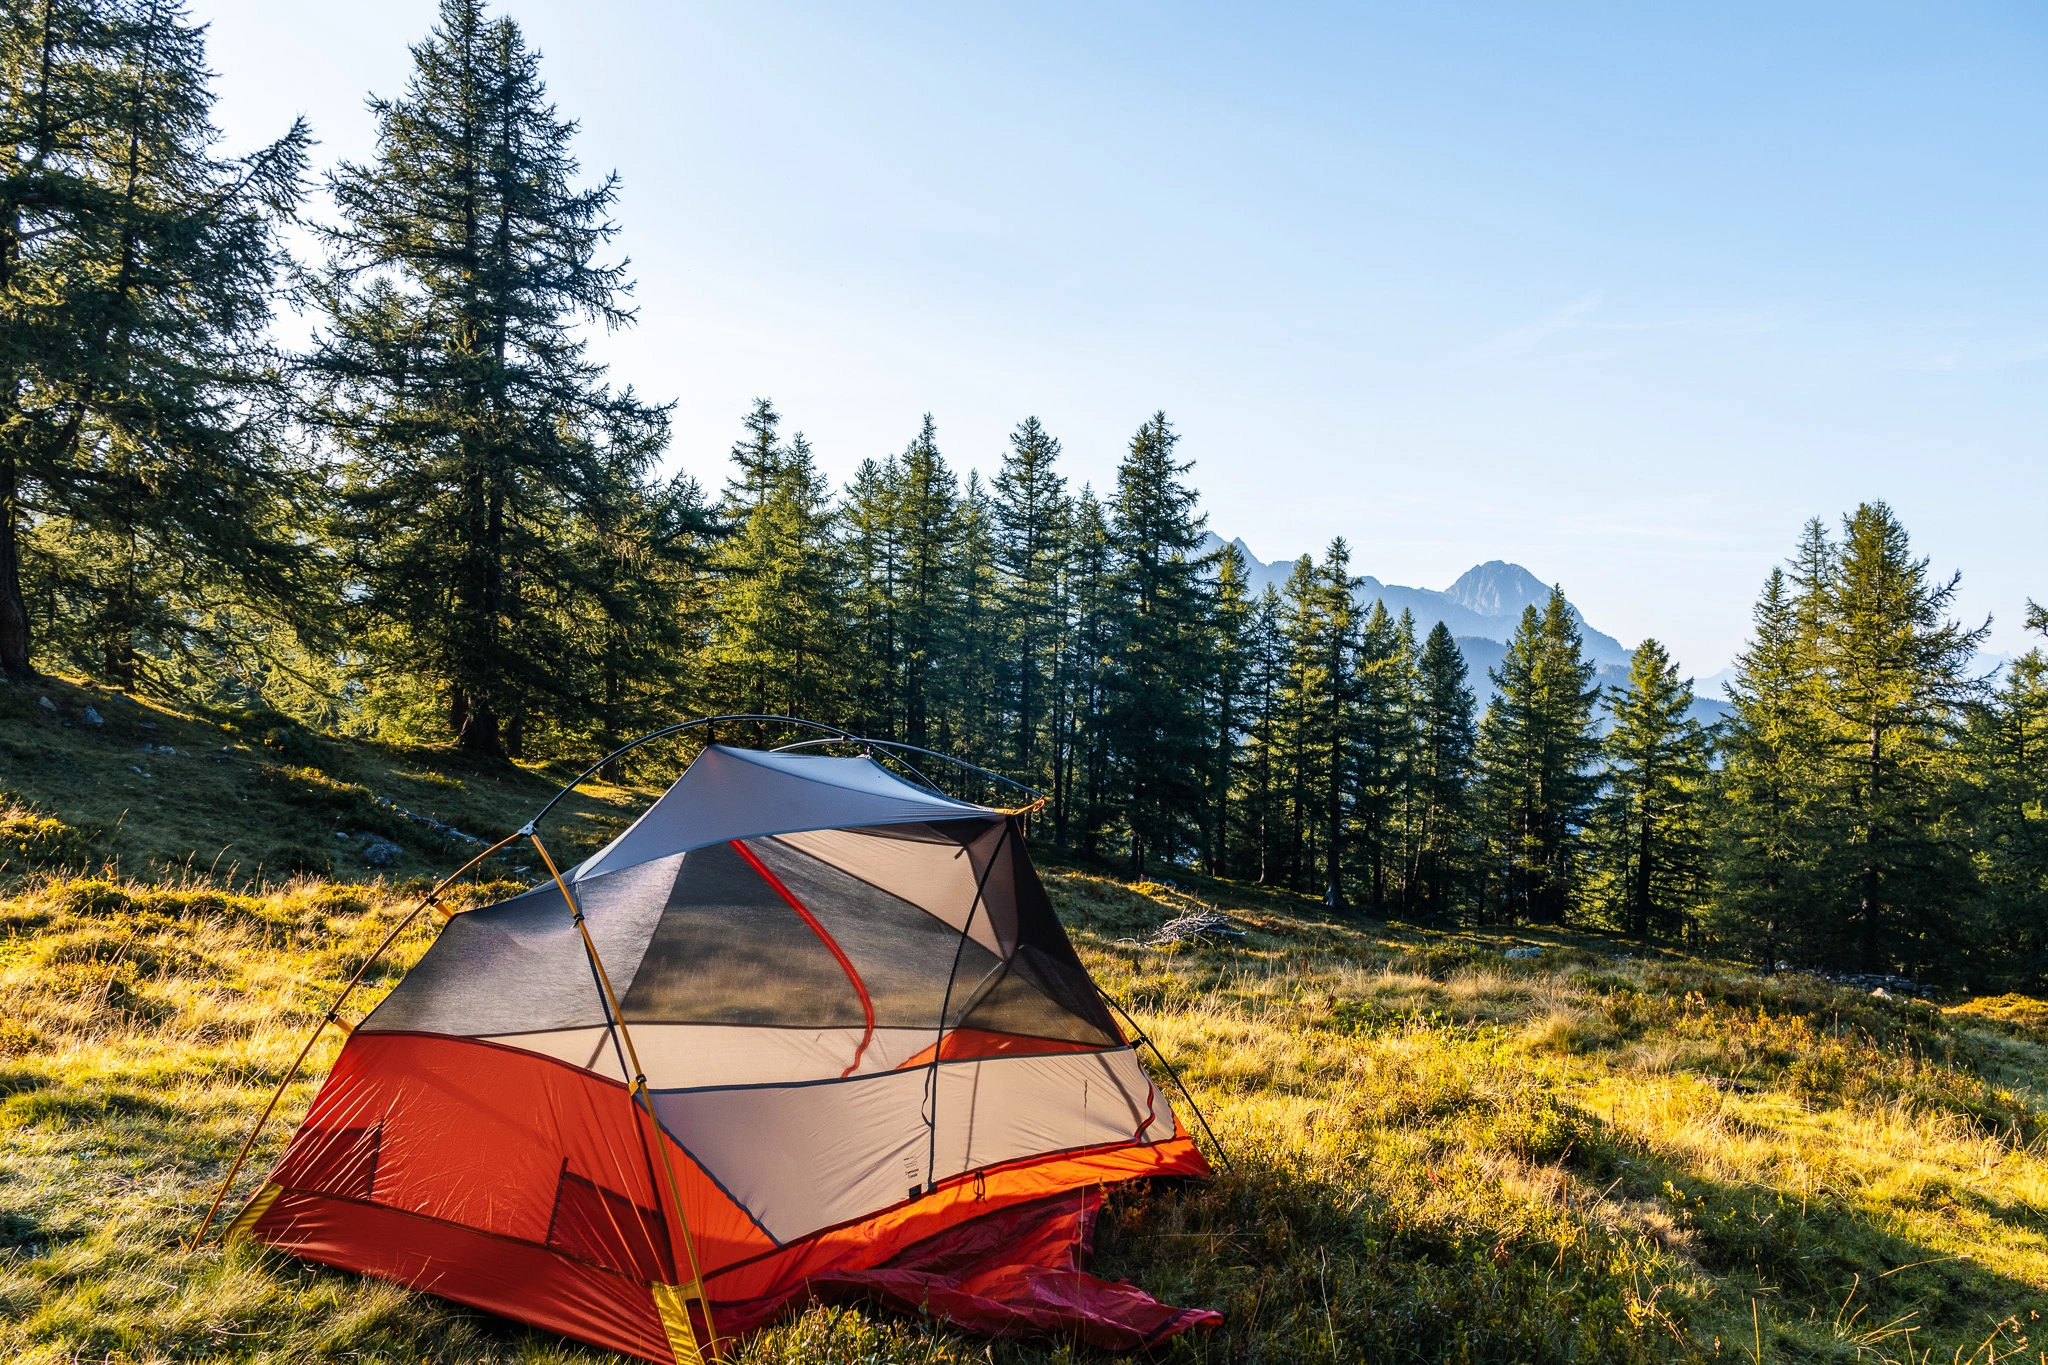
0 840 2044 1361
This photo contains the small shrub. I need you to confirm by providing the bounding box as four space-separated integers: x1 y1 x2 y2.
0 806 93 869
49 877 131 917
0 1020 42 1058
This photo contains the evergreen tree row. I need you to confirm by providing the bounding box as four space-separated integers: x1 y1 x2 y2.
5 0 2040 985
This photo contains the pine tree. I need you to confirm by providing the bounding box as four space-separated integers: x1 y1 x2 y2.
1203 541 1255 876
1712 569 1824 968
1232 584 1289 884
1591 639 1712 940
1 0 313 684
1353 600 1413 912
1275 555 1323 892
1477 589 1601 924
1965 607 2047 988
704 418 841 722
1312 543 1363 907
839 452 902 737
1813 503 1988 974
311 0 670 755
1101 413 1212 874
1408 621 1478 919
1057 487 1116 852
938 470 1000 764
992 416 1068 789
891 415 958 750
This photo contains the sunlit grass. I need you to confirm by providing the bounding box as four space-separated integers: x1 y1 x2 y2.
0 856 2043 1363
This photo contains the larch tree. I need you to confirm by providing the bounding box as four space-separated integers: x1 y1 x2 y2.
1408 621 1478 919
992 415 1068 790
1811 503 1987 974
1 0 312 685
1591 638 1712 940
1478 589 1601 924
1712 568 1824 969
310 0 669 756
1102 412 1212 874
890 415 958 750
1203 540 1255 876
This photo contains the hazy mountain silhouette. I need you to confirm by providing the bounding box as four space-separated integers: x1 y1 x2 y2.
1200 534 1730 727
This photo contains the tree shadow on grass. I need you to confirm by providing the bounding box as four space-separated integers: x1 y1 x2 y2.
1090 1113 2047 1365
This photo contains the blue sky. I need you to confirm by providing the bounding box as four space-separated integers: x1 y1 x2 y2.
193 1 2047 675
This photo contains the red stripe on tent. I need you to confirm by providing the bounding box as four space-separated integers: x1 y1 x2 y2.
730 838 877 1076
892 1027 1110 1070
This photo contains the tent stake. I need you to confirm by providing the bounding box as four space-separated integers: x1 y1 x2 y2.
187 830 526 1250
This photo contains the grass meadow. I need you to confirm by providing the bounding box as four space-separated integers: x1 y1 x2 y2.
1 860 2045 1363
3 681 2047 1362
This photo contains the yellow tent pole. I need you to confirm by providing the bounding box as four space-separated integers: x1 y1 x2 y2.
528 831 720 1360
187 830 528 1251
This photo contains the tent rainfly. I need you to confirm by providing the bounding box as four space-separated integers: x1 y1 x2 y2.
216 744 1220 1361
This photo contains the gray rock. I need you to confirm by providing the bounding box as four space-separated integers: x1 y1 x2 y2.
356 834 403 868
1504 946 1544 960
82 705 104 725
38 696 55 712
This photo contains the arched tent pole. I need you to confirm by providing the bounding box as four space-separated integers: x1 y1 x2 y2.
1098 992 1232 1174
922 819 1015 1193
525 830 721 1361
187 829 528 1250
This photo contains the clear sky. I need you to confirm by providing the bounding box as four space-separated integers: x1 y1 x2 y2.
191 1 2047 676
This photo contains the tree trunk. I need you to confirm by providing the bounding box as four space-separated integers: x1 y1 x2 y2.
0 454 31 681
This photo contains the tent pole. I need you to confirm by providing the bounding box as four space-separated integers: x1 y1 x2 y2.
1099 993 1233 1174
922 820 1014 1194
528 832 720 1360
187 830 527 1250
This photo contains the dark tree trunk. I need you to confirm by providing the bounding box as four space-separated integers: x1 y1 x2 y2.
0 455 30 681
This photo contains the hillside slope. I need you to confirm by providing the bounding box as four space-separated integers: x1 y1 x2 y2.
2 710 2045 1363
2 677 660 884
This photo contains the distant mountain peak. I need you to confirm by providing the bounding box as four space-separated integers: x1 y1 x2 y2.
1200 531 1634 669
1442 561 1553 619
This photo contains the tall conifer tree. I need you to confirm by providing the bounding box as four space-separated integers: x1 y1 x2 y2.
1 0 312 684
311 0 669 754
1813 503 1988 972
992 416 1068 788
1408 621 1478 918
1230 584 1289 884
891 415 958 749
1204 541 1255 876
1102 413 1212 873
1712 569 1823 967
1477 589 1601 923
1591 639 1712 939
705 416 840 721
1058 488 1116 852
